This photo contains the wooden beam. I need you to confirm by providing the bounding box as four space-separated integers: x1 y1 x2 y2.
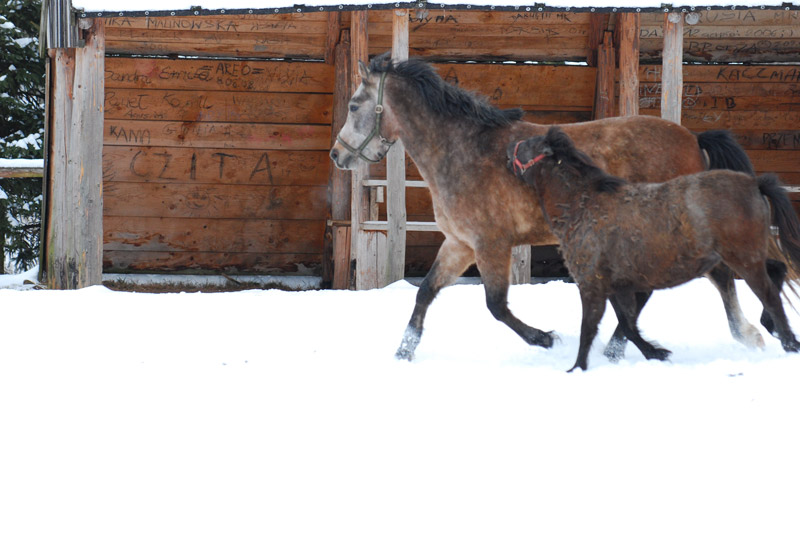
326 30 352 289
325 12 341 65
46 19 105 289
350 10 383 290
661 12 684 124
385 9 409 286
617 12 640 117
594 30 615 119
587 13 607 67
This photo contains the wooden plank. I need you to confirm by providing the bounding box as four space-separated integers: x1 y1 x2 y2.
0 168 43 178
727 130 800 151
105 33 326 60
386 9 409 285
102 147 330 186
104 216 323 253
46 20 105 290
103 183 326 220
350 9 377 290
103 120 331 150
103 250 321 274
594 31 615 119
639 109 800 131
642 64 800 83
328 32 352 288
618 12 640 117
104 13 329 32
104 57 334 93
104 89 332 124
661 12 683 124
640 38 800 64
640 9 800 28
325 12 341 65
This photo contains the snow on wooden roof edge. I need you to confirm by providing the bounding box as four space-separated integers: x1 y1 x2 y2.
71 0 800 18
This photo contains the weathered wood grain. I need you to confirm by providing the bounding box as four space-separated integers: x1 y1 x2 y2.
105 57 334 93
102 147 330 186
103 183 326 220
104 89 332 124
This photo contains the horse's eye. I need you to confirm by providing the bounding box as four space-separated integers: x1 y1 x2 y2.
349 104 359 113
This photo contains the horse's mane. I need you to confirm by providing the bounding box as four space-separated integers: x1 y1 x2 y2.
369 52 524 128
545 127 626 193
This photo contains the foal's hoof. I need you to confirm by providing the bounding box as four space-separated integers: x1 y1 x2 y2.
532 330 557 349
645 348 672 361
781 338 800 353
567 363 587 373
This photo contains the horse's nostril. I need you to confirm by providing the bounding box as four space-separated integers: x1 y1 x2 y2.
330 148 339 161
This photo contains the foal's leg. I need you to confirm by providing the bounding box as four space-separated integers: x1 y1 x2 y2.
760 259 788 336
738 264 800 352
603 291 652 361
706 264 765 349
474 250 555 349
609 291 671 361
395 238 475 361
570 287 607 372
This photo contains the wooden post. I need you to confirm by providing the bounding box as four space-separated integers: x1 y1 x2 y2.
46 19 105 289
661 12 684 124
594 31 615 119
385 9 408 285
350 10 383 290
617 12 640 116
327 30 352 289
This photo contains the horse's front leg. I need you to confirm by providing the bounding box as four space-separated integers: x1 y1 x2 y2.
475 248 555 349
609 291 671 361
603 291 652 361
706 264 765 349
395 238 475 361
570 286 607 372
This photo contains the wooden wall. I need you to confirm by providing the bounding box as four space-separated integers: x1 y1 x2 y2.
102 57 333 274
99 8 800 276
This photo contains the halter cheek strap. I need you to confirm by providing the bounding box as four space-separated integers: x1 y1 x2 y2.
512 140 547 175
336 71 396 164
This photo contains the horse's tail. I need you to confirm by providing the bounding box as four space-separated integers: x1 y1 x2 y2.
697 130 755 175
759 174 800 273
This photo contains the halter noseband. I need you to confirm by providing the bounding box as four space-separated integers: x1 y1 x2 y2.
336 71 396 164
512 140 547 175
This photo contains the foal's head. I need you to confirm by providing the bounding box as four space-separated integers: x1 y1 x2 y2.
507 127 625 193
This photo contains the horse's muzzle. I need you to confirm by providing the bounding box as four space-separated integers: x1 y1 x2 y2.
329 143 356 171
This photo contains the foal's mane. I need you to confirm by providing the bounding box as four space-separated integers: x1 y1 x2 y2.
545 127 626 194
369 53 524 128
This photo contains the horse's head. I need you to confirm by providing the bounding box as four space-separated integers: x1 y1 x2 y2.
330 55 397 170
508 127 625 193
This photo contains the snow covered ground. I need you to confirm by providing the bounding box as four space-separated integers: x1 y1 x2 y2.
1 270 798 535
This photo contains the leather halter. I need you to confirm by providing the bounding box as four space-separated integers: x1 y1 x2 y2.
511 140 547 175
336 71 395 164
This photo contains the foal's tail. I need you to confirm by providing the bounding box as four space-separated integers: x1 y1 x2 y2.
759 174 800 272
697 130 755 175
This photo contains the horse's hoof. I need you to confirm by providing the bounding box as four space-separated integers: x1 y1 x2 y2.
645 348 672 361
395 347 415 361
603 338 627 362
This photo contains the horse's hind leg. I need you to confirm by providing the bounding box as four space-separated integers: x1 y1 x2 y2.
609 291 671 361
475 250 555 349
760 259 788 336
738 264 800 352
706 264 765 349
603 291 652 361
395 238 475 361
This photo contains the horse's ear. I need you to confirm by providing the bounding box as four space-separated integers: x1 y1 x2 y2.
545 126 575 157
358 60 370 81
